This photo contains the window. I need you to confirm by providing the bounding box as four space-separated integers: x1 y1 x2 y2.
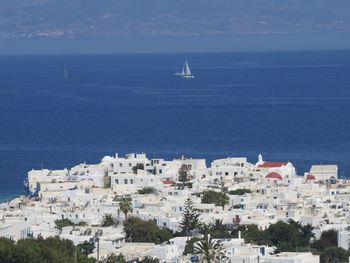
119 163 123 167
130 179 134 184
124 179 128 184
129 163 132 167
110 164 114 168
115 179 119 184
225 172 229 176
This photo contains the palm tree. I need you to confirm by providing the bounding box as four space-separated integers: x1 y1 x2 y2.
119 198 133 220
101 214 118 227
194 234 230 263
198 223 212 236
210 219 226 233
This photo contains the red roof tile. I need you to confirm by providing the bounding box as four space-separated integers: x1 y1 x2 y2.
162 180 176 185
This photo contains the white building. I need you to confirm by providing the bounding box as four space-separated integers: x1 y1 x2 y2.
263 252 319 263
69 163 107 188
211 157 255 183
111 171 161 194
309 165 338 181
27 169 69 195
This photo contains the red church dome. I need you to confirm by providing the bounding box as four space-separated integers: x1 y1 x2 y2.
306 174 316 180
265 172 283 180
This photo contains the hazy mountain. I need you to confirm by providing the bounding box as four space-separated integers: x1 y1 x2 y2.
0 0 349 39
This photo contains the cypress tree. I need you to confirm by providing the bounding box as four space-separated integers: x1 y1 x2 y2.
179 198 200 236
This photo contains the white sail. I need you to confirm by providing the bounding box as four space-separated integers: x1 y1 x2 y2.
181 63 185 75
184 60 191 75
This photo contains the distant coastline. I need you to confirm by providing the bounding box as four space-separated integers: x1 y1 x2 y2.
1 33 350 55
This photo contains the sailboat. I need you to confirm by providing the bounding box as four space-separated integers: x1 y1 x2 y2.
175 59 194 79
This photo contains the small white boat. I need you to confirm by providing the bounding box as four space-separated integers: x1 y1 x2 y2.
175 59 194 79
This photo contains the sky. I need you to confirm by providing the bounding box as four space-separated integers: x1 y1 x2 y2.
0 0 350 53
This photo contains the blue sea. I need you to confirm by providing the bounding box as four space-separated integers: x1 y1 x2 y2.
1 51 350 201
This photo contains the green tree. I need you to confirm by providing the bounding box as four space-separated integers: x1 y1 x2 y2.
138 187 156 195
210 219 225 233
197 220 230 241
76 221 88 226
54 219 75 231
299 224 315 246
5 236 95 263
119 198 133 220
100 253 126 263
179 198 200 236
101 214 119 227
230 221 314 253
184 237 202 255
13 238 42 263
268 221 299 251
230 224 267 245
139 256 160 263
0 237 14 263
123 217 173 243
312 229 338 251
198 223 212 236
201 190 229 209
178 164 190 188
194 234 230 263
77 241 95 256
209 219 230 238
228 189 251 195
321 247 350 263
